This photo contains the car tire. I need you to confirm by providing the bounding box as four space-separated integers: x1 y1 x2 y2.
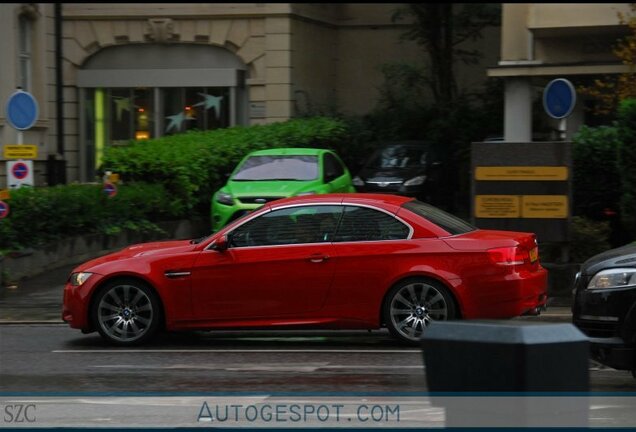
383 277 456 345
91 278 161 346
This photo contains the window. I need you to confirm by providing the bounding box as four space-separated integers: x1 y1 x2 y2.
232 156 319 181
334 206 410 242
229 205 343 247
323 153 345 182
18 14 32 91
402 200 476 235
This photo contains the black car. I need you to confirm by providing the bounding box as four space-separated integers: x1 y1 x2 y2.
352 141 443 203
572 242 636 373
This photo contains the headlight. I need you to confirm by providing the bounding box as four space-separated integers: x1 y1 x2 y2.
296 191 316 196
404 175 426 186
216 192 234 205
587 268 636 290
69 272 93 286
352 176 364 187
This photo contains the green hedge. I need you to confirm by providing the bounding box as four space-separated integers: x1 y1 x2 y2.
572 125 622 219
617 99 636 237
0 183 181 252
100 117 349 215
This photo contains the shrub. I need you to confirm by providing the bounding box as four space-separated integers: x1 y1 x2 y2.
100 117 349 215
0 183 180 252
617 99 636 237
569 216 611 263
572 125 622 219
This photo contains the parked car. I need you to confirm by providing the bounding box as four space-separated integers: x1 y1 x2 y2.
352 141 443 203
211 148 355 231
63 193 548 346
572 242 636 373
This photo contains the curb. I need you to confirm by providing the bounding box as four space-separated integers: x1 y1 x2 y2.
0 320 66 325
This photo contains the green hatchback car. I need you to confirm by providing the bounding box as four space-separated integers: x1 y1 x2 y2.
211 148 356 231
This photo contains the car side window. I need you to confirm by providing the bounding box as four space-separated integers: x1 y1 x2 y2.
324 153 345 183
229 205 343 247
333 206 410 242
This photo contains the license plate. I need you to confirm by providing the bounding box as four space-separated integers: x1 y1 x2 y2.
529 247 538 263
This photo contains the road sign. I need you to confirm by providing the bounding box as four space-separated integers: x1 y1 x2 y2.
103 182 118 198
543 78 576 119
7 160 34 188
6 90 39 130
3 144 38 159
0 201 9 219
0 189 9 200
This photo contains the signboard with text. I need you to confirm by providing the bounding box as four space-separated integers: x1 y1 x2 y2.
471 142 571 243
3 144 38 159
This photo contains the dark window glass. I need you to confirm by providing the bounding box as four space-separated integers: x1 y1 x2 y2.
402 200 476 235
232 156 319 181
367 145 429 169
110 88 133 145
334 206 409 242
133 88 153 140
229 205 343 247
324 153 345 182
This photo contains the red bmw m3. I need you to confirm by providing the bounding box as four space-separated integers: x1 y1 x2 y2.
63 193 548 345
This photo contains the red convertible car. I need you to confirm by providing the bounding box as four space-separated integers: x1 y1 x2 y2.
63 194 548 345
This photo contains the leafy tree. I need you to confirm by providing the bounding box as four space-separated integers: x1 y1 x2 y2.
392 3 500 107
578 4 636 115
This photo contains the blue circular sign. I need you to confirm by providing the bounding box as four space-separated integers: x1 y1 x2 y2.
543 78 576 119
12 162 29 180
6 90 39 130
103 182 118 198
0 201 9 219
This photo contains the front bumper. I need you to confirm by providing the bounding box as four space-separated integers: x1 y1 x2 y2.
573 282 636 370
62 274 104 331
211 201 263 232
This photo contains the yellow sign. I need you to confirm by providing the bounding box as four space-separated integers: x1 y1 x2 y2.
3 145 38 159
475 195 520 218
108 173 120 183
475 166 568 181
0 189 10 200
522 195 568 219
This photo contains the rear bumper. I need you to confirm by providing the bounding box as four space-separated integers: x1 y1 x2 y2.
461 266 548 319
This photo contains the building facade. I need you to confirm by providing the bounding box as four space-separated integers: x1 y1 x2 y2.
0 3 498 186
489 3 632 142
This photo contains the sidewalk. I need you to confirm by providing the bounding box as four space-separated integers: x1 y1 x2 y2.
0 262 574 324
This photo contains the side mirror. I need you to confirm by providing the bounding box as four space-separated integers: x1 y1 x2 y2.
212 235 229 252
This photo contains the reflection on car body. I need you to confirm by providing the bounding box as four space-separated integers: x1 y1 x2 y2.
63 193 548 346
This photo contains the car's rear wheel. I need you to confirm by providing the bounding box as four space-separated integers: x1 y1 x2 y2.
384 278 456 344
92 278 161 345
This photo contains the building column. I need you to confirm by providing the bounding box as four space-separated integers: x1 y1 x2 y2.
504 77 533 142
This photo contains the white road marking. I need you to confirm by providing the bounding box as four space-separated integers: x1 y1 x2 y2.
88 363 424 371
53 349 421 354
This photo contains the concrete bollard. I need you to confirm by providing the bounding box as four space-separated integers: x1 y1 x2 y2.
421 320 590 427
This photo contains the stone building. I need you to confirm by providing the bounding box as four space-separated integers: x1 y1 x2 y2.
0 3 498 186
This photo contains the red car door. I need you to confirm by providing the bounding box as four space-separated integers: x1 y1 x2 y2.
191 205 342 321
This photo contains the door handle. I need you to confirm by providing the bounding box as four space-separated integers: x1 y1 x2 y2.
308 254 329 263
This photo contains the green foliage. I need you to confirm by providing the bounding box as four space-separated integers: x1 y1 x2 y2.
572 125 622 219
569 216 612 263
0 183 177 251
101 117 349 215
617 99 636 237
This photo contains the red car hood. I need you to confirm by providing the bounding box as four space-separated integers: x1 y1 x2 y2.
73 240 196 272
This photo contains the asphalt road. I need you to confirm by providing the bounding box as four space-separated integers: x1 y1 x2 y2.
1 324 635 394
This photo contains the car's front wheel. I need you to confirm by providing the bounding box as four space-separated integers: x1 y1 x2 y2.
384 278 456 344
92 278 161 345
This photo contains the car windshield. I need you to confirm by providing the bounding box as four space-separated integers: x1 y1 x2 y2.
402 200 476 235
367 145 428 169
232 155 319 181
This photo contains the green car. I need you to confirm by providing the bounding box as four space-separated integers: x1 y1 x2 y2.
211 148 356 231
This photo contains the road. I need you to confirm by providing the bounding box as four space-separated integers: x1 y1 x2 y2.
3 325 636 428
1 324 635 393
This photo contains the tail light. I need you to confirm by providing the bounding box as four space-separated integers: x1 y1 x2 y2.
488 246 530 266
